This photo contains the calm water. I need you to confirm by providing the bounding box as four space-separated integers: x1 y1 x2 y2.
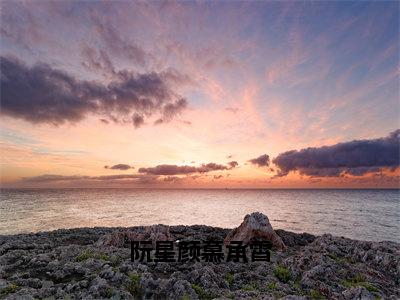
0 189 399 242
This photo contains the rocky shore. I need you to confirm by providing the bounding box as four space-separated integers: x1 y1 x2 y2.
0 213 399 300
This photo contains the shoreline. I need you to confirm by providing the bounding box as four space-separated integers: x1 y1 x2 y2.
2 223 399 245
1 225 398 244
1 224 399 299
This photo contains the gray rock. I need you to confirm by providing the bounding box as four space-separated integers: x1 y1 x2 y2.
0 221 398 299
168 279 198 299
342 286 376 300
41 280 53 289
88 276 109 298
96 224 171 247
279 296 307 300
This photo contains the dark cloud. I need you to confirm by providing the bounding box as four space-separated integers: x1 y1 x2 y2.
248 154 270 167
162 98 188 120
227 161 239 168
138 162 237 175
104 164 134 170
272 130 400 177
139 165 197 175
0 56 188 126
343 167 382 176
214 175 223 179
1 56 98 124
132 113 145 128
154 98 188 125
198 163 232 173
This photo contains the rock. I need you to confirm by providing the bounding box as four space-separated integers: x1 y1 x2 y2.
168 279 198 299
96 224 171 247
275 230 316 247
99 264 115 279
191 266 229 290
342 286 376 300
224 212 286 250
41 280 53 289
0 222 399 299
0 279 9 289
88 276 109 297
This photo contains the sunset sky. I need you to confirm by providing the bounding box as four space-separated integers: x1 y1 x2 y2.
1 1 399 188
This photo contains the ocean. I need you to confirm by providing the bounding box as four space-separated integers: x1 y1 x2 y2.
0 189 398 242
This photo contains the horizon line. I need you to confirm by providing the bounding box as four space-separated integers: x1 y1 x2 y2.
1 187 399 191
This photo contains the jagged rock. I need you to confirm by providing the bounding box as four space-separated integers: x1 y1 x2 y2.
88 276 110 298
96 224 171 247
275 229 316 247
41 280 53 289
224 212 286 250
168 279 198 299
1 223 399 299
342 287 376 300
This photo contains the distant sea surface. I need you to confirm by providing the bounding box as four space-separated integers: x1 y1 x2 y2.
0 189 399 242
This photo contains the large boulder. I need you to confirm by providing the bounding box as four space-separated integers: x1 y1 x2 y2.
224 212 286 250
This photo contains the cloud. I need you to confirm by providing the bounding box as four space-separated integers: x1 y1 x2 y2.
227 161 238 168
0 2 43 51
22 175 90 183
22 174 157 183
163 176 184 183
162 98 188 120
248 154 270 167
272 130 400 177
132 113 145 128
0 56 189 127
92 13 147 66
138 162 237 175
198 163 233 173
104 164 134 170
154 98 188 125
81 44 115 75
92 174 142 180
139 165 196 175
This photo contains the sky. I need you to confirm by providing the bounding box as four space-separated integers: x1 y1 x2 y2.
0 1 399 188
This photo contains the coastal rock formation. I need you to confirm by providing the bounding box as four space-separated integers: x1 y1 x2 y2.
224 212 287 250
96 225 171 247
0 223 399 299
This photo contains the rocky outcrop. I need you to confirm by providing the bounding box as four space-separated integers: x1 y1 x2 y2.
96 225 171 247
224 212 286 250
0 222 398 299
